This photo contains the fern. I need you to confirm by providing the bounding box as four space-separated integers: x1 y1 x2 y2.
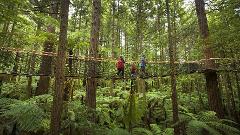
132 127 153 135
107 128 130 135
150 124 162 135
0 98 21 109
1 82 27 99
181 111 240 135
162 128 174 135
197 111 218 122
220 119 240 127
0 101 49 132
186 120 221 135
206 121 240 135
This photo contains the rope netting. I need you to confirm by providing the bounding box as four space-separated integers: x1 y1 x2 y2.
0 47 240 79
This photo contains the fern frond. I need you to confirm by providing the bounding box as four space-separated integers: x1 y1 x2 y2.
197 111 218 122
207 121 240 135
107 128 130 135
150 124 162 135
220 119 240 127
0 98 21 109
132 127 153 135
186 120 221 135
1 101 49 132
162 128 174 135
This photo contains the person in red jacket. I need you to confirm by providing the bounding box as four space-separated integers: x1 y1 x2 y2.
116 56 125 77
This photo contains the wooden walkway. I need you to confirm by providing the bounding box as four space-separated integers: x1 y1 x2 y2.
0 47 240 80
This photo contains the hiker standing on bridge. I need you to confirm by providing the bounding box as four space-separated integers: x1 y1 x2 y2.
130 63 137 77
116 56 125 77
140 55 146 75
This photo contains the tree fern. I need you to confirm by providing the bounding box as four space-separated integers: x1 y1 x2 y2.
162 128 174 135
0 98 21 109
220 119 240 128
0 101 49 132
107 128 130 135
150 124 162 135
186 120 221 135
197 111 218 122
132 127 153 135
181 111 240 135
206 121 240 135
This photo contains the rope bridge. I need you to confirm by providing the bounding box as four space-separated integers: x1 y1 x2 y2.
0 47 240 80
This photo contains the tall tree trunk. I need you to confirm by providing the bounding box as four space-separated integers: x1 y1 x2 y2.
1 21 10 45
26 24 41 98
135 0 143 60
111 0 115 58
230 49 240 111
86 0 101 122
36 0 59 96
156 1 164 61
194 0 224 118
125 33 128 60
79 9 82 30
50 0 69 134
224 73 238 121
7 22 16 45
12 52 20 75
166 0 180 134
235 73 240 109
2 22 10 33
35 39 54 95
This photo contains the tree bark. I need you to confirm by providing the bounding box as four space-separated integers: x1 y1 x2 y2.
235 73 240 110
35 0 59 96
166 0 180 134
50 0 69 134
12 52 20 75
27 24 41 98
135 0 144 59
195 0 224 118
224 73 238 121
156 1 164 61
35 40 54 95
125 33 128 60
111 0 115 58
86 0 101 122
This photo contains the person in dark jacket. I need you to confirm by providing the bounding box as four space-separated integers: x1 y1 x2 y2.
140 55 146 74
130 63 137 77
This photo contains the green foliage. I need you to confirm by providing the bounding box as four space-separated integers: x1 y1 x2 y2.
206 121 240 135
186 120 221 135
162 128 174 135
182 111 240 135
0 97 50 132
1 81 28 99
62 100 90 129
150 124 162 135
0 97 21 109
132 127 153 135
107 128 130 135
0 0 240 134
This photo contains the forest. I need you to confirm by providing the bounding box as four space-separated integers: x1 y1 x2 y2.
0 0 240 135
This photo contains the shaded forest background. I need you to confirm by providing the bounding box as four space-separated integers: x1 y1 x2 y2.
0 0 240 135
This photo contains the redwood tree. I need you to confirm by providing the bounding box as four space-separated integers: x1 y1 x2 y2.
194 0 224 118
86 0 101 121
50 0 70 134
35 0 59 96
166 0 180 134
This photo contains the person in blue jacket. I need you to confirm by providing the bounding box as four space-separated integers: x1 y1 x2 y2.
140 55 146 74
